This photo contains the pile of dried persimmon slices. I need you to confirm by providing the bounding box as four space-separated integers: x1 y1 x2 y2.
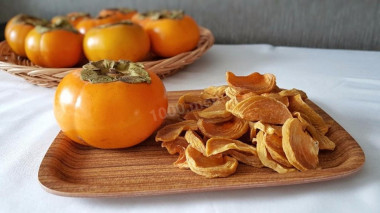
155 72 336 178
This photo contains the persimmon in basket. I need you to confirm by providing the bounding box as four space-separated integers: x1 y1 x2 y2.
5 14 48 57
24 20 83 68
54 59 168 149
132 10 200 57
51 12 90 28
83 21 150 62
98 8 137 21
75 15 120 34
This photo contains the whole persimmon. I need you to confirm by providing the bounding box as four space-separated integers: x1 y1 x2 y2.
51 12 90 28
5 14 47 57
24 21 83 68
54 60 168 149
133 10 200 57
75 15 120 34
83 21 150 62
98 8 137 21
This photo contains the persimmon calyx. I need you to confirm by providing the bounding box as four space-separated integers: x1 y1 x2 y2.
136 10 184 20
13 14 48 26
67 12 90 20
102 8 136 14
81 60 152 84
96 20 134 29
35 19 78 34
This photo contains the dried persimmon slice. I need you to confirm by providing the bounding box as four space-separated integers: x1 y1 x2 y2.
279 88 308 99
161 137 189 169
261 93 289 107
174 151 189 169
185 146 238 178
249 121 282 136
248 122 257 141
288 94 329 135
226 72 276 94
197 98 231 119
264 133 293 168
225 96 239 112
201 85 228 99
229 96 292 125
256 131 296 173
155 120 198 142
177 92 213 115
225 86 240 99
183 110 200 121
225 150 263 168
282 118 319 171
198 117 249 139
205 138 257 156
184 130 206 155
293 112 335 150
161 137 188 155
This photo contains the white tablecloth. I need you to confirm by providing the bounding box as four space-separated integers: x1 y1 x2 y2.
1 45 379 212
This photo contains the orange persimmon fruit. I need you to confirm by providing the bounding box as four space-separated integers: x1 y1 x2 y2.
132 10 200 57
5 14 48 57
54 60 168 149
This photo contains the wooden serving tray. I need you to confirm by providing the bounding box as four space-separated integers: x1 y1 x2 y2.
38 90 365 197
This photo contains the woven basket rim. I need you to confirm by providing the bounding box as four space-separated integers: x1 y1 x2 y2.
0 26 214 88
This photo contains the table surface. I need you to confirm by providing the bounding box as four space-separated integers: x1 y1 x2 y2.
1 44 379 213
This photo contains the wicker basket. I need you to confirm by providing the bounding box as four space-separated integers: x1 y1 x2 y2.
0 27 214 88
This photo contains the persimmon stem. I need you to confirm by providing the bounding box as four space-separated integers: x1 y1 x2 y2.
35 18 78 34
81 60 151 84
136 10 184 20
13 14 48 26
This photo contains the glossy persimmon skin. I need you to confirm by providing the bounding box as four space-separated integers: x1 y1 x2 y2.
5 16 35 57
24 29 83 68
51 12 90 28
131 14 152 28
75 16 120 34
144 15 200 57
98 9 137 21
83 23 150 62
54 69 168 149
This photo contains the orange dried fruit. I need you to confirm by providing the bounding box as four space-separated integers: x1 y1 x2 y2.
279 88 308 99
184 130 206 155
261 93 289 107
249 122 257 141
282 118 319 171
225 150 263 168
264 133 293 168
161 137 189 169
198 117 249 139
197 98 231 119
256 131 296 173
201 116 234 124
225 86 240 99
201 85 228 99
155 120 198 142
289 94 329 134
183 110 200 120
205 138 257 156
229 96 292 125
177 92 213 115
236 92 258 102
226 72 276 94
225 96 239 112
161 136 188 155
185 146 238 178
294 112 335 150
174 152 189 169
249 121 282 136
